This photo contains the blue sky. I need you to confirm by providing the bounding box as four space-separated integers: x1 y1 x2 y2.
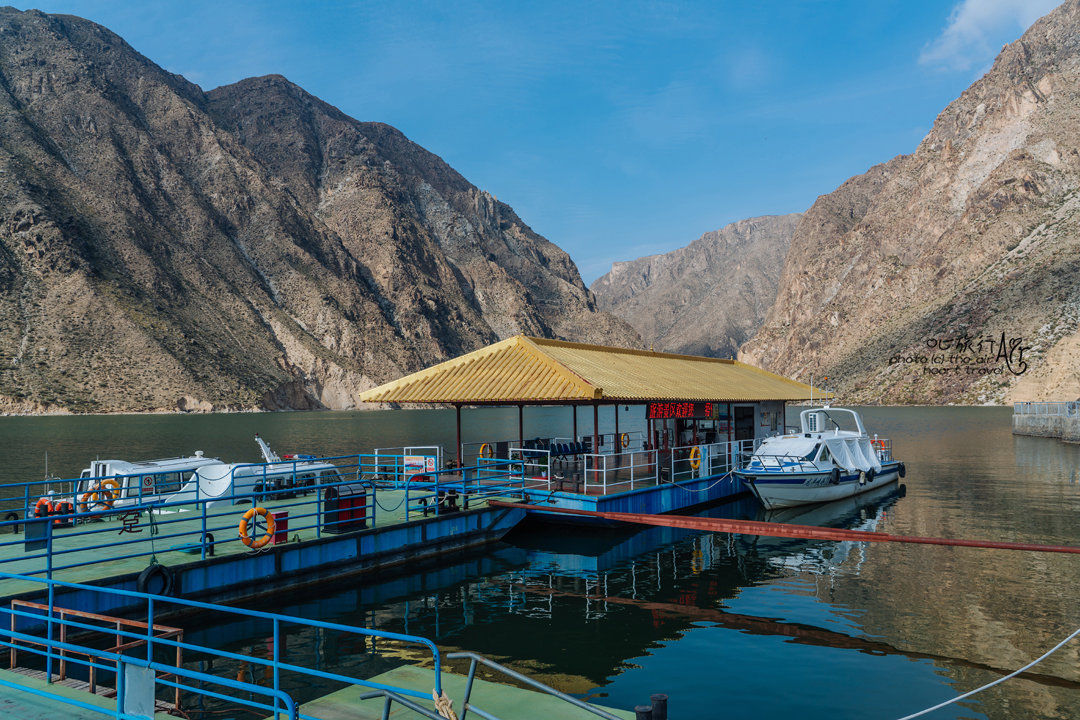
28 0 1060 282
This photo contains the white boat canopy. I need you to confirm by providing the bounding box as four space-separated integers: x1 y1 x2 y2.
824 437 881 473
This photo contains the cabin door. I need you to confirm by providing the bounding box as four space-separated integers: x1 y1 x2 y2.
734 406 755 441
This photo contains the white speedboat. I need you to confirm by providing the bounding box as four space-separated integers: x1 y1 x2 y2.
734 406 905 510
59 436 338 513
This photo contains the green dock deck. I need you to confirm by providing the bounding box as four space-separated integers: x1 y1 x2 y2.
283 665 634 720
0 668 175 720
0 489 501 598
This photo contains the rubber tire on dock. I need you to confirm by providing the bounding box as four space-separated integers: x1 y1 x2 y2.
899 463 906 478
137 563 175 596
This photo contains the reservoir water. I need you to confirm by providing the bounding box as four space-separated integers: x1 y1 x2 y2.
2 406 1079 719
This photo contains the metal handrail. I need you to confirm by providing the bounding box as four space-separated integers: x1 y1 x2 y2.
1 570 445 702
2 615 299 720
1013 401 1080 417
446 651 623 720
358 689 458 720
0 454 526 580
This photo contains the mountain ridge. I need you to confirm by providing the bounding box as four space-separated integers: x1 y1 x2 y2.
739 0 1080 404
0 8 637 414
591 214 800 358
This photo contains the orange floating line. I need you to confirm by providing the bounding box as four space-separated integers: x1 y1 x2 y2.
489 501 1080 554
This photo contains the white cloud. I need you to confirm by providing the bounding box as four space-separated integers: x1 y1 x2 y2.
920 0 1061 71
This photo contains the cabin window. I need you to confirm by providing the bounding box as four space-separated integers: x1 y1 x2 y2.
819 447 832 463
802 444 821 461
148 472 182 495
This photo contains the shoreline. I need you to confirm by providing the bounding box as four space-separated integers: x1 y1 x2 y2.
0 402 1018 419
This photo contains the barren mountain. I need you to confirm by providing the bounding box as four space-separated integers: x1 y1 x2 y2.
740 0 1080 404
592 214 800 358
0 9 635 413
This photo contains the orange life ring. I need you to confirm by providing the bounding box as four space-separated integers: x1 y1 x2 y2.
34 497 53 518
238 507 275 549
479 443 494 459
689 446 702 470
619 433 630 450
79 478 119 513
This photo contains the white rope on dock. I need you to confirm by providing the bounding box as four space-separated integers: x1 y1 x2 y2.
896 625 1080 719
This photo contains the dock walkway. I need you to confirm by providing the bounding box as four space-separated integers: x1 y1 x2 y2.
285 665 634 720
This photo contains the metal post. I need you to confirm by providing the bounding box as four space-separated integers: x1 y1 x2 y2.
650 693 668 720
456 404 463 465
147 597 154 663
201 501 208 560
572 405 578 443
596 399 604 455
635 706 653 720
460 656 478 720
272 621 280 720
45 523 54 683
518 404 524 448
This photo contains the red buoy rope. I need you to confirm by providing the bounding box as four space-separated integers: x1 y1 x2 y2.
489 501 1080 554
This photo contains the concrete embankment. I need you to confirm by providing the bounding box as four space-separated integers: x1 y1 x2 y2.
1012 413 1080 443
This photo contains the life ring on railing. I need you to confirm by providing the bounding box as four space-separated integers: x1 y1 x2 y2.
81 479 120 512
872 439 886 452
689 446 702 470
238 506 275 549
33 497 53 518
619 433 630 450
479 443 494 459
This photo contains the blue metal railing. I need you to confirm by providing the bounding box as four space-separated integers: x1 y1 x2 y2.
1 571 447 718
0 453 526 582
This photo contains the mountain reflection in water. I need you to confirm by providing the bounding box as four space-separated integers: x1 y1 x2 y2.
2 406 1078 719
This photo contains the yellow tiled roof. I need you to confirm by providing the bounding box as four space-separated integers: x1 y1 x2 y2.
358 335 820 404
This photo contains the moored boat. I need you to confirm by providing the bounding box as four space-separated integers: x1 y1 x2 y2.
734 406 905 510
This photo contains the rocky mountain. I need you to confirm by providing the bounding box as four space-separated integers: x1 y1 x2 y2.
0 8 636 413
740 0 1080 404
591 214 800 358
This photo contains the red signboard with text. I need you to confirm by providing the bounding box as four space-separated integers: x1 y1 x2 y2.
646 402 724 420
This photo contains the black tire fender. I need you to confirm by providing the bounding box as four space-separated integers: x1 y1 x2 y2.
137 563 175 596
866 468 876 484
830 468 841 485
898 463 907 479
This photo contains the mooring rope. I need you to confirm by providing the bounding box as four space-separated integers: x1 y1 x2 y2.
433 689 459 719
896 625 1080 719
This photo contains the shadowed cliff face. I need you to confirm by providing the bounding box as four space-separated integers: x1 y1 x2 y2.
591 214 800 358
740 1 1080 404
0 9 637 413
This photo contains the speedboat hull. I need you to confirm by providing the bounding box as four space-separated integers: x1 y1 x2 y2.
736 461 903 510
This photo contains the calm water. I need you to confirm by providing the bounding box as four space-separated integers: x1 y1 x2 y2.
3 406 1080 719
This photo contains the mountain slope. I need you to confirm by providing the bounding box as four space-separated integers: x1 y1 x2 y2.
740 1 1080 404
0 9 635 413
592 214 800 357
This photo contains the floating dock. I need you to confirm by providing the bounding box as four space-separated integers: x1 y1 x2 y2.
0 336 830 718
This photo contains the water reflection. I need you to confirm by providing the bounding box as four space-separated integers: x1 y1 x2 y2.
3 407 1079 718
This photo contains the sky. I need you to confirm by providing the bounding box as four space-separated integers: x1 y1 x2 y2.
25 0 1062 283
